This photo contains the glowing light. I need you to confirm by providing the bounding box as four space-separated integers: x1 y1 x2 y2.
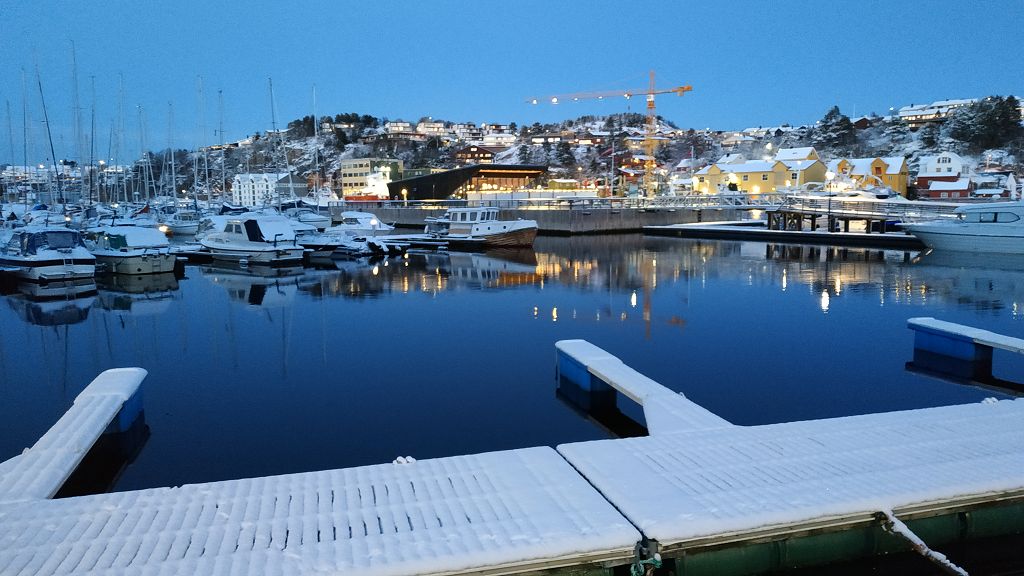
781 269 788 291
551 307 558 321
630 291 637 308
372 265 379 276
820 290 830 313
551 97 559 104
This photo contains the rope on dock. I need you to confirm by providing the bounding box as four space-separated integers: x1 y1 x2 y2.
876 510 969 576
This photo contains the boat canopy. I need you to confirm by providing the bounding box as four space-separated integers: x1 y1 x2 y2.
240 218 296 243
94 226 170 249
8 229 84 255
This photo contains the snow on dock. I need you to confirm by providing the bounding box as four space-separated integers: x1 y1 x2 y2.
558 397 1024 549
0 447 640 575
556 339 732 434
0 368 146 504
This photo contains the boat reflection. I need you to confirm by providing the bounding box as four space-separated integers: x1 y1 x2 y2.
200 263 305 307
95 273 180 315
5 279 97 326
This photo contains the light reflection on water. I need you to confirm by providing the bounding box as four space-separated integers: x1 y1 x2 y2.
1 235 1022 492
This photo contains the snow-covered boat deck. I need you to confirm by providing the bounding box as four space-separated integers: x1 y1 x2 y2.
2 337 1024 574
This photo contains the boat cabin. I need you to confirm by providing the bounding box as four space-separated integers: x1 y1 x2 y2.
955 204 1024 223
4 228 86 256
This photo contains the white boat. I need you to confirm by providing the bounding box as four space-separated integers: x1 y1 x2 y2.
285 207 331 231
301 186 339 210
162 209 202 236
83 226 177 275
424 206 538 248
901 201 1024 253
327 211 393 236
0 226 96 281
343 167 392 203
199 214 306 265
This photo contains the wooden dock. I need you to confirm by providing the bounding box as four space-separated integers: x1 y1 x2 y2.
2 342 1024 574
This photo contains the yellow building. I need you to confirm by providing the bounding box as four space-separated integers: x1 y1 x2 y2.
780 159 827 189
829 156 909 196
693 160 790 194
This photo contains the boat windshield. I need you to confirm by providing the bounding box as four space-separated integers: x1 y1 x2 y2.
960 211 1021 223
19 230 82 254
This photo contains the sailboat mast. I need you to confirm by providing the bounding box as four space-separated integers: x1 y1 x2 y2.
35 65 63 205
218 88 225 207
312 84 319 195
168 101 177 202
88 76 96 204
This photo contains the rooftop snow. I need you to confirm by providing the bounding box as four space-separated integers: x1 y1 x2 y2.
774 147 816 161
928 178 972 191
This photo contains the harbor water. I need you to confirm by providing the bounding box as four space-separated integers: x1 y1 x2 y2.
2 234 1022 493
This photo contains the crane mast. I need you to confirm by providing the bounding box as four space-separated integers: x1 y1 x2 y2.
528 71 692 197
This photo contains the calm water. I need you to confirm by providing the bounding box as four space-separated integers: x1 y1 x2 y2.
2 235 1022 493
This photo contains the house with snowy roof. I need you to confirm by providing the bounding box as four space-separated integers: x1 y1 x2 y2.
973 172 1017 199
897 99 978 129
721 133 756 149
774 147 820 162
693 160 788 194
915 152 966 193
829 156 909 196
779 159 827 189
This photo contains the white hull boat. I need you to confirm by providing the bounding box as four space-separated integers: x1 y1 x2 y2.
425 207 537 248
199 214 305 265
84 226 177 275
0 226 96 281
901 201 1024 254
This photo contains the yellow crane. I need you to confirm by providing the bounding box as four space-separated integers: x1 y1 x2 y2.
528 71 692 197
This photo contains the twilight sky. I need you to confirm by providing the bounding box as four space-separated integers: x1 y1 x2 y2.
2 0 1022 164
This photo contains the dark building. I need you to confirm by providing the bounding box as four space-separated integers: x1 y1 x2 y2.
386 164 547 201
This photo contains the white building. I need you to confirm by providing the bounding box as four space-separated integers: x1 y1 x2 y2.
384 121 412 134
416 121 447 136
231 173 290 207
482 133 517 147
338 158 403 193
917 151 966 178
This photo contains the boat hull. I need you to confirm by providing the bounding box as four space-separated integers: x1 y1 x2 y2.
0 257 95 282
902 223 1024 254
199 242 305 265
95 253 178 275
446 225 538 249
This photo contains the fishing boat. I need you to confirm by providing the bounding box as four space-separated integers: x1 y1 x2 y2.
83 225 177 275
199 214 305 265
900 201 1024 253
0 225 96 281
342 168 391 203
424 206 538 248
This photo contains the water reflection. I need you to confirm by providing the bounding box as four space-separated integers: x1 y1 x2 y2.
4 234 1024 494
96 273 180 315
201 263 305 307
5 280 97 326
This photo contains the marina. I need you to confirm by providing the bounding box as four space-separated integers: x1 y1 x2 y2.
3 233 1024 573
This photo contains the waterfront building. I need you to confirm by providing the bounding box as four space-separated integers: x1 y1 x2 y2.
694 160 789 194
338 158 404 193
230 173 301 207
828 156 909 196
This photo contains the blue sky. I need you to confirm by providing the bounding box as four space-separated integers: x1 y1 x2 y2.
2 0 1022 164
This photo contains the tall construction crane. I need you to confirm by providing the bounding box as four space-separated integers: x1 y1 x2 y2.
528 71 692 197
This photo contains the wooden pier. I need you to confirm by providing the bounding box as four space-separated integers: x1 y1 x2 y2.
2 343 1024 574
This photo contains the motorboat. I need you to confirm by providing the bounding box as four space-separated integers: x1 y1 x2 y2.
6 279 97 326
301 186 339 210
900 201 1024 254
83 225 177 275
199 214 306 265
327 211 394 236
424 206 538 248
0 225 96 281
285 207 331 231
162 209 202 236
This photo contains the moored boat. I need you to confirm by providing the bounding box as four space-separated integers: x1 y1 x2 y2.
425 206 537 248
83 225 177 275
900 201 1024 253
199 214 305 265
0 225 96 282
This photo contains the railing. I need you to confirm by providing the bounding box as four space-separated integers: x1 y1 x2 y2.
778 196 962 222
325 194 969 219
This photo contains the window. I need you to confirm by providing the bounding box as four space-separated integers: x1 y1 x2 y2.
742 175 749 181
980 212 997 223
791 172 798 179
762 174 769 181
997 212 1021 223
698 176 705 183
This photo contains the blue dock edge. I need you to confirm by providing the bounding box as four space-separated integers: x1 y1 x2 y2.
107 386 144 435
907 317 1015 380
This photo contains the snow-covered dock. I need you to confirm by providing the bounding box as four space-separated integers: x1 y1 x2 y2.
3 342 1024 575
0 368 146 504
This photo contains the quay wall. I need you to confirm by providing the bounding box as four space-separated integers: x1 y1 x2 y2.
336 206 740 235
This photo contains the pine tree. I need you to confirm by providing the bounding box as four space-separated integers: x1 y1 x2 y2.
556 141 575 166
